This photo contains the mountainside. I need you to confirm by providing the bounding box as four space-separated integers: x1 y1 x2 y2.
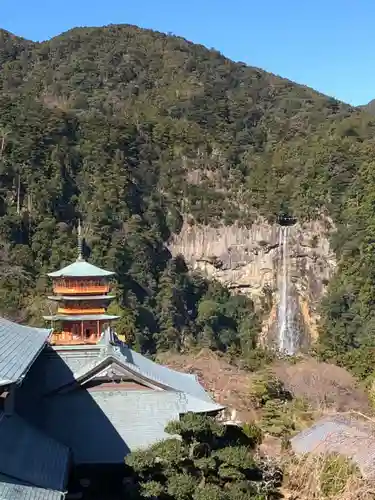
1 25 375 374
361 99 375 114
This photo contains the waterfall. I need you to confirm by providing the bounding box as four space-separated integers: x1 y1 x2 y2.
277 226 298 355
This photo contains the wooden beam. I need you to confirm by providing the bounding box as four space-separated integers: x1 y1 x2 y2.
0 388 9 399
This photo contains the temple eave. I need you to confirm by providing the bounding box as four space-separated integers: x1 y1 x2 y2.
43 314 120 321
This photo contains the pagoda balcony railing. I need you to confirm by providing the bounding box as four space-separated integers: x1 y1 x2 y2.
53 284 110 295
50 331 100 345
57 307 106 315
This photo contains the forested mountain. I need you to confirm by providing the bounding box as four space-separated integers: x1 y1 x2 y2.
1 25 375 373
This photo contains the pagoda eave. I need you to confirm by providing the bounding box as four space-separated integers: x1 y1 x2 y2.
47 295 116 302
48 272 115 278
43 314 120 322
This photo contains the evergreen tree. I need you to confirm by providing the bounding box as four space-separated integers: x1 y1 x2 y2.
125 413 282 500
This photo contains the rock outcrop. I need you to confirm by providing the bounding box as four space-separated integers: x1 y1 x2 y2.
169 218 336 346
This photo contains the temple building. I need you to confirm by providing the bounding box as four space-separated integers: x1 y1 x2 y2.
0 238 224 500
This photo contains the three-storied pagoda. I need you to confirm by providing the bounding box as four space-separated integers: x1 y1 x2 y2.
43 224 119 345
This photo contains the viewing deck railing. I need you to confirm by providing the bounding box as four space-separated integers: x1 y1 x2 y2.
57 308 106 315
53 284 110 295
50 331 100 345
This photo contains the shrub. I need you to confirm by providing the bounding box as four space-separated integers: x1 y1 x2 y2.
242 422 263 447
249 372 291 408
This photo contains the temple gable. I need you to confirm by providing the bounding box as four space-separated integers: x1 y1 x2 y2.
83 361 159 391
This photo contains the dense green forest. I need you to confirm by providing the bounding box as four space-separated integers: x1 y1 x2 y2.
1 25 375 373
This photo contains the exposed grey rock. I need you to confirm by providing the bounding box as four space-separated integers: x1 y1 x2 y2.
169 218 336 344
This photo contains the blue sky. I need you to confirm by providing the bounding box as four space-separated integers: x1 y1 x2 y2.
2 0 374 105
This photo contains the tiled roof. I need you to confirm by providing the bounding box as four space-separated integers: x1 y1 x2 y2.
38 336 219 405
0 474 63 500
43 389 218 464
24 330 220 408
48 259 114 278
122 346 214 402
16 329 223 467
291 414 375 478
0 412 70 492
0 318 51 386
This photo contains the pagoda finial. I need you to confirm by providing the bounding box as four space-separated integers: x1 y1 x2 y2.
77 219 84 261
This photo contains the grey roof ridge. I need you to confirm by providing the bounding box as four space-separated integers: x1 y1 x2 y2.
105 334 202 388
111 349 177 389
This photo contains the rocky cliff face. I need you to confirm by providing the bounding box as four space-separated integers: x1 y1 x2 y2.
169 219 337 347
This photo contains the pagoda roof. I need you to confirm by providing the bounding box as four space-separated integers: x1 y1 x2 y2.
0 317 51 387
48 295 115 301
48 258 115 278
43 314 120 322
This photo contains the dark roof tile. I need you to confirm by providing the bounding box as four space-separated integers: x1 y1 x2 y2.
0 412 69 491
0 318 50 386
